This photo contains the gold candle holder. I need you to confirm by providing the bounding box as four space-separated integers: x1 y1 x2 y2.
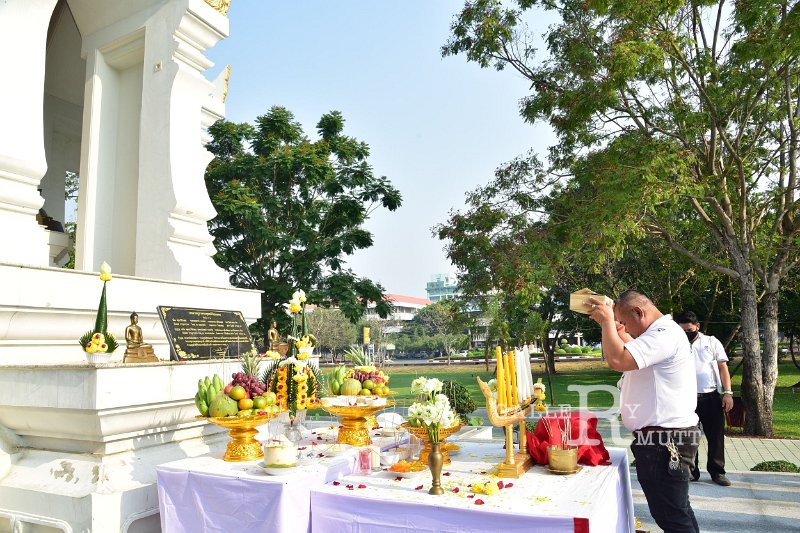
477 375 538 478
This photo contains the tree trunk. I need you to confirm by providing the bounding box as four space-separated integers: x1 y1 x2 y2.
791 334 800 370
758 285 780 433
738 271 774 436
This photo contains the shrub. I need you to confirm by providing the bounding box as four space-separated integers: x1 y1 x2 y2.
555 349 567 354
442 380 476 423
581 346 592 353
751 460 800 473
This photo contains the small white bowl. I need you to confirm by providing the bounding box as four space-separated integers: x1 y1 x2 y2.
380 451 400 466
85 352 113 364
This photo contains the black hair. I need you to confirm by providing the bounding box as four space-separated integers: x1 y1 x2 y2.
674 310 699 324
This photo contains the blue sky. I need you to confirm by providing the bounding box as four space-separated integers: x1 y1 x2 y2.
206 1 555 298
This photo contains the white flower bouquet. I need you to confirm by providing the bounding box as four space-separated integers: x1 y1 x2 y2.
407 377 460 443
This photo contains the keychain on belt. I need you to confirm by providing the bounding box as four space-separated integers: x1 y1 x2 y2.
665 439 681 471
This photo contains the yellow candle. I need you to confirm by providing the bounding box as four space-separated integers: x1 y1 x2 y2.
495 346 506 407
503 352 513 407
509 350 518 406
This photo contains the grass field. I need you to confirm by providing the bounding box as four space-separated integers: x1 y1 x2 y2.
322 361 800 438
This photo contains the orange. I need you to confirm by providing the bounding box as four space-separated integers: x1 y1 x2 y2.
229 385 247 401
238 398 254 410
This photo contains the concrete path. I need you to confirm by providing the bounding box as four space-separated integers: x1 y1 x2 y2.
593 414 800 532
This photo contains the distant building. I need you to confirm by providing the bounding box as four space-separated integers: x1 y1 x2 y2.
366 293 433 322
425 273 460 302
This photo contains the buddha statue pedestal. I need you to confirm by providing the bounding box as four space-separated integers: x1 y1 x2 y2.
124 346 159 363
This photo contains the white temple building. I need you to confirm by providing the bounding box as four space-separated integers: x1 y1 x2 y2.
0 1 260 530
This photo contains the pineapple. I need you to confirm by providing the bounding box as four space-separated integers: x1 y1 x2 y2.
241 350 261 378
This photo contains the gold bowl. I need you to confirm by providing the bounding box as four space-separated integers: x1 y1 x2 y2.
547 445 578 473
198 412 280 462
401 423 462 465
319 402 394 447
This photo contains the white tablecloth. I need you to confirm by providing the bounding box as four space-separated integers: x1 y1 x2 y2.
310 443 634 533
156 425 406 533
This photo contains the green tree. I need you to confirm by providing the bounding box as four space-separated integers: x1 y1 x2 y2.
306 308 357 363
205 107 402 339
443 0 800 435
411 300 470 362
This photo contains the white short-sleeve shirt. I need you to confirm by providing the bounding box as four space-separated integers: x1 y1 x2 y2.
619 314 699 431
691 333 729 393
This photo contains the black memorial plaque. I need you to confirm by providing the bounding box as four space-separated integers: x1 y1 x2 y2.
157 306 256 361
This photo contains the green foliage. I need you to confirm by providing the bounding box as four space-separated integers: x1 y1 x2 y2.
750 460 800 473
205 107 402 336
441 380 477 420
441 0 800 435
306 308 357 358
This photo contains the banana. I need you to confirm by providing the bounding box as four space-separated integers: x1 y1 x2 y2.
205 384 215 406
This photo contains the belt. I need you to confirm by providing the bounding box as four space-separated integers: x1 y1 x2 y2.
634 425 697 435
697 391 718 397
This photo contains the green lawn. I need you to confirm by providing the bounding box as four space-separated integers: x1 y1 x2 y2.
321 361 800 438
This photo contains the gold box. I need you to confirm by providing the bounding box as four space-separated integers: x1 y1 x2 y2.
548 445 578 472
569 288 613 314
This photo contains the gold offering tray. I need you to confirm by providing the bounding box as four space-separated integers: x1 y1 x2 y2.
319 402 394 447
198 412 280 462
401 423 461 465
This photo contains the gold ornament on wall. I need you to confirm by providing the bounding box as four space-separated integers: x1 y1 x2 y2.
223 64 231 103
204 0 231 16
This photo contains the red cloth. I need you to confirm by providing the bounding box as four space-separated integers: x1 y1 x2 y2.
527 412 611 466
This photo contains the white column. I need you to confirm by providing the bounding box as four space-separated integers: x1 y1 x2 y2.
134 1 231 285
0 0 60 266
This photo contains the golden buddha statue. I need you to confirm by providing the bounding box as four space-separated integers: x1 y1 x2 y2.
124 311 159 363
268 320 280 350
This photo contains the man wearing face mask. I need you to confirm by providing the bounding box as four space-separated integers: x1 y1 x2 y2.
674 311 733 486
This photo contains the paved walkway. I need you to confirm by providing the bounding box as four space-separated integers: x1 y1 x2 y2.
592 414 800 532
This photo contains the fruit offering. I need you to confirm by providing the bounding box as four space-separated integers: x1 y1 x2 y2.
194 372 280 418
328 365 392 397
228 371 266 399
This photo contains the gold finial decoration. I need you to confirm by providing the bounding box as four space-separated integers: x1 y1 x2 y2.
204 0 231 16
223 64 231 103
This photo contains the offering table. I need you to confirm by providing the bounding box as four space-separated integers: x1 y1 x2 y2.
310 441 634 533
156 426 407 533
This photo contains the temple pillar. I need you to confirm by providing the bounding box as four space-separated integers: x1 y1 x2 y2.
0 0 60 267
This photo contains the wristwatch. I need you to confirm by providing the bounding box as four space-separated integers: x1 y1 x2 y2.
722 390 733 395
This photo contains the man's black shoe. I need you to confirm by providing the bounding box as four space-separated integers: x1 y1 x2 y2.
690 470 700 481
711 474 731 486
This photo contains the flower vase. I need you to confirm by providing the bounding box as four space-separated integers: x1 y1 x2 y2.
428 441 444 495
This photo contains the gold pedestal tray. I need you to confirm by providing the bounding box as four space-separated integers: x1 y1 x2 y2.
198 413 279 462
319 402 393 447
401 423 462 465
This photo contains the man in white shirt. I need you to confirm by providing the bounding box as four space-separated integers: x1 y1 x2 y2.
675 311 734 487
589 290 700 533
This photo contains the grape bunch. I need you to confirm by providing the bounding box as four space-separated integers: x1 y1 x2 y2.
352 370 383 383
231 372 265 398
